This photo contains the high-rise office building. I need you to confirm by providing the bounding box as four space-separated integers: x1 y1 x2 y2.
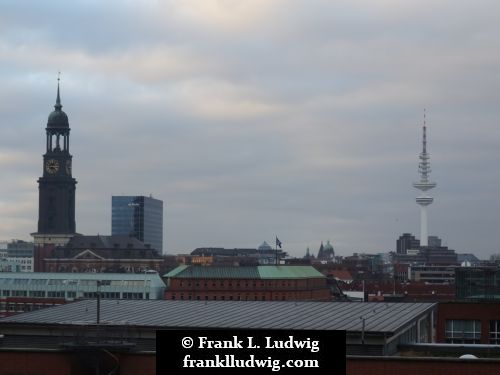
112 196 163 253
396 233 420 254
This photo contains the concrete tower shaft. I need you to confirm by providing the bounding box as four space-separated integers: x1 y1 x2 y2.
413 114 436 247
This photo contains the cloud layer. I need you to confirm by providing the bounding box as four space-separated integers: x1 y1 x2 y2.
1 0 499 258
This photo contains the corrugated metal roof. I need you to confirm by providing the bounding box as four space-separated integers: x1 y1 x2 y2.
0 300 435 335
0 272 162 283
163 265 324 279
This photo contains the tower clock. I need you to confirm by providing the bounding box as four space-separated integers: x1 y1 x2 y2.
35 79 77 239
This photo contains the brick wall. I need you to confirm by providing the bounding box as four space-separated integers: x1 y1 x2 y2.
165 277 331 301
347 356 500 375
437 302 500 344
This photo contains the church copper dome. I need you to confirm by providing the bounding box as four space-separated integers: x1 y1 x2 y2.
47 81 69 128
47 107 69 128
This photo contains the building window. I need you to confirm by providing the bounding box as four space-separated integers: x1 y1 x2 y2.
123 292 143 299
445 320 481 344
490 321 500 344
47 291 64 298
29 291 46 298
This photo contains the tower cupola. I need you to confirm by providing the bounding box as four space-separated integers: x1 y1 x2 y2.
47 80 69 129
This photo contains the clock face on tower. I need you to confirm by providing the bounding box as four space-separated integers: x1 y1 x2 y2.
45 159 59 174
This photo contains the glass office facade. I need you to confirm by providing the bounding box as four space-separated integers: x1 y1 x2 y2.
112 196 163 253
455 267 500 300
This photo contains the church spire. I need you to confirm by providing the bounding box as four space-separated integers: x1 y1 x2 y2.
55 72 62 111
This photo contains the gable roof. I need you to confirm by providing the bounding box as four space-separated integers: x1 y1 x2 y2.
65 235 150 250
330 270 353 281
73 249 105 260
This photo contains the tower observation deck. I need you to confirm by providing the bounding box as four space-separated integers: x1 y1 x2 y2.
413 113 436 247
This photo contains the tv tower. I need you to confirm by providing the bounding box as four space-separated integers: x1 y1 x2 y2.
413 111 436 247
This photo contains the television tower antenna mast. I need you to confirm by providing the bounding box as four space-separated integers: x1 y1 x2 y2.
413 109 436 247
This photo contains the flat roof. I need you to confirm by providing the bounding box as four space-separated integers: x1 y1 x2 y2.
0 272 165 287
0 272 160 280
0 300 435 334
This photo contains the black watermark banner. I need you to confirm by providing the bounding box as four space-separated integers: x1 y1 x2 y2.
157 329 346 374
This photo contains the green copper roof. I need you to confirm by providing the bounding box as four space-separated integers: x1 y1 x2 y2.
163 265 190 278
257 266 324 279
163 265 324 279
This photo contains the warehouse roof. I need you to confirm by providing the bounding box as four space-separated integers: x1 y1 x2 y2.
0 271 163 283
163 265 324 279
0 300 435 335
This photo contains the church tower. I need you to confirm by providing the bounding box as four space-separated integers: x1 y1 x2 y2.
32 78 77 245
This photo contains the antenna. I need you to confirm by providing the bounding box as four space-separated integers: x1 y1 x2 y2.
413 109 437 247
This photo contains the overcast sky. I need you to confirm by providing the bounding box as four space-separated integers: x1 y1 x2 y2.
1 0 499 258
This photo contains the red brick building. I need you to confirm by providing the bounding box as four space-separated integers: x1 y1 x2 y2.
163 265 332 301
35 235 164 273
437 302 500 344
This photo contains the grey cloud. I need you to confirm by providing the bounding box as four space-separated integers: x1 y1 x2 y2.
1 1 500 257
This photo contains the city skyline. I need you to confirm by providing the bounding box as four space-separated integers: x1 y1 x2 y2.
1 1 499 257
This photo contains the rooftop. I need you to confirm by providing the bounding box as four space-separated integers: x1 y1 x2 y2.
0 300 435 334
65 235 150 249
163 265 325 279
